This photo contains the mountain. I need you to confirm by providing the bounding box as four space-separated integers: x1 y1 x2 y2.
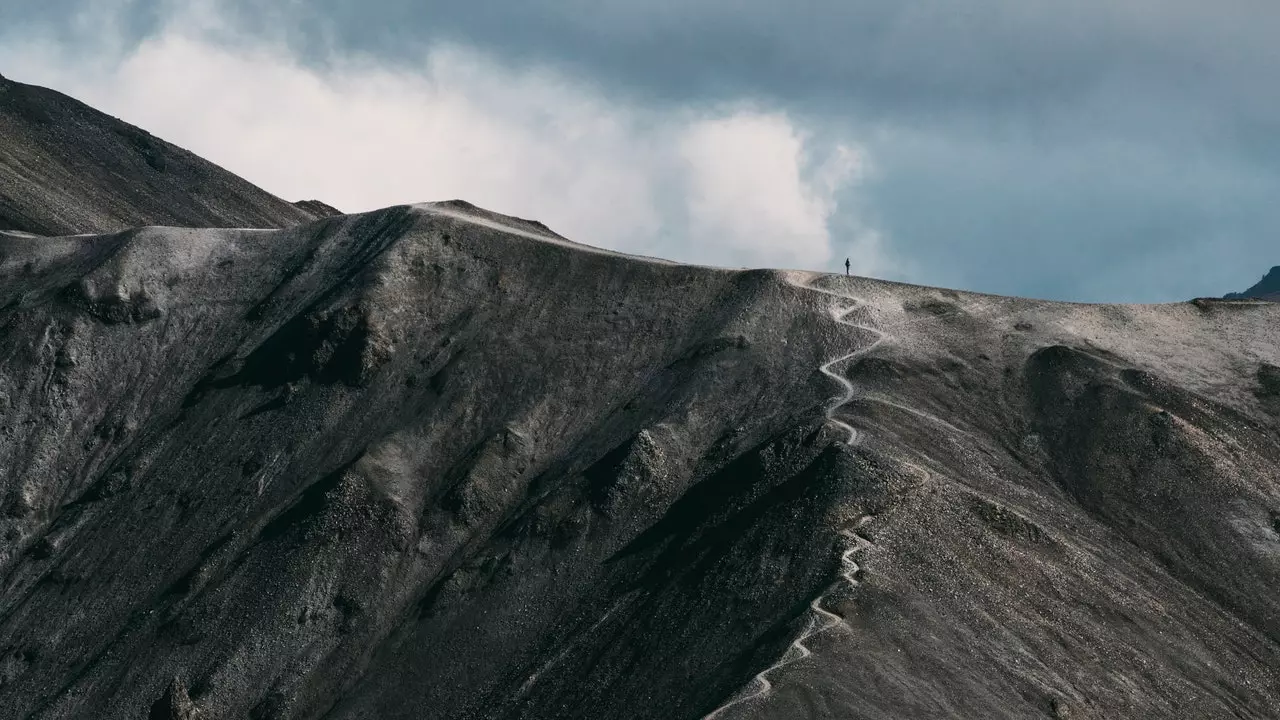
0 73 319 235
1 199 1279 720
1225 266 1280 301
4 81 1280 720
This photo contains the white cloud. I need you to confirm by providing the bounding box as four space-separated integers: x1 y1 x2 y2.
0 6 892 274
676 115 881 269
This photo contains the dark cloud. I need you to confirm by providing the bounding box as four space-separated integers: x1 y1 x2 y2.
214 1 1276 130
862 129 1280 302
7 0 1280 301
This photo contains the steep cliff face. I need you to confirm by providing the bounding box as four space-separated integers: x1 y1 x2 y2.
2 199 1279 719
0 75 318 235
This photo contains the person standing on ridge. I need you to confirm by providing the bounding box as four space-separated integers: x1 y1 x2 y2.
845 258 851 276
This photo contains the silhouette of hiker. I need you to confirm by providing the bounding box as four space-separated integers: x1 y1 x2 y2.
844 258 851 276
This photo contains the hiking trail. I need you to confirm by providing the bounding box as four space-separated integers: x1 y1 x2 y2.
701 273 885 719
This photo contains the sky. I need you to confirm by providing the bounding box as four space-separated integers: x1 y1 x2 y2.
2 0 1277 301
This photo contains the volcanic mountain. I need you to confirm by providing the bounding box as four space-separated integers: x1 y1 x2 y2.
2 79 1280 720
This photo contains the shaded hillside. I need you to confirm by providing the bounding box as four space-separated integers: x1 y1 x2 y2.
0 74 318 235
1225 266 1280 301
1 202 1279 720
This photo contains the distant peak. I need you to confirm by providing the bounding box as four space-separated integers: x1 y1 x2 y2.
1224 265 1280 300
0 75 316 233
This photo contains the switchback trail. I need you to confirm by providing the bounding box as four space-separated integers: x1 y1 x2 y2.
700 273 885 719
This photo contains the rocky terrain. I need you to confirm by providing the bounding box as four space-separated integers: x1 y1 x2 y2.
2 78 1280 720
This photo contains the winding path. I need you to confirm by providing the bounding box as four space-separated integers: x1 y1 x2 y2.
703 517 875 720
429 207 955 719
701 273 886 720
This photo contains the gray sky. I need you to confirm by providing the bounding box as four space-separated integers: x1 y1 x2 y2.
4 0 1277 301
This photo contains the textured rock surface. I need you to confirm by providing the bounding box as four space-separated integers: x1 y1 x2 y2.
293 201 343 219
2 198 1279 719
0 75 318 235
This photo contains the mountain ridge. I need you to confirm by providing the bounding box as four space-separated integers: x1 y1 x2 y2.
1225 265 1280 301
2 78 1280 720
0 73 320 235
1 202 1279 719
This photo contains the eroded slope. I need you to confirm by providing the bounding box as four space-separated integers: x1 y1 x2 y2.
0 203 850 719
1 203 1279 720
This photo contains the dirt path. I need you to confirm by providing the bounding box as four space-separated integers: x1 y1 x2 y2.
701 274 886 719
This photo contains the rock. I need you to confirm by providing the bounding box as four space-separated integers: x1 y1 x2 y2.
148 677 201 720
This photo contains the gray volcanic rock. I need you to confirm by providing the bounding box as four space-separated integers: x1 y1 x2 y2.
148 678 202 720
1 200 1279 720
0 75 319 235
293 200 343 219
1225 266 1280 301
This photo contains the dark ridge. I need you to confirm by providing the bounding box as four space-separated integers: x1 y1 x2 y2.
294 200 343 218
1224 265 1280 301
0 75 314 235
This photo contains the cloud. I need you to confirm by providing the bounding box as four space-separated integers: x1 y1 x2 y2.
180 0 1280 141
676 113 870 268
0 6 882 276
5 1 1279 300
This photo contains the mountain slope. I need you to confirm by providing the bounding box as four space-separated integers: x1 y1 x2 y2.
0 73 318 235
1 202 1279 720
1225 266 1280 301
